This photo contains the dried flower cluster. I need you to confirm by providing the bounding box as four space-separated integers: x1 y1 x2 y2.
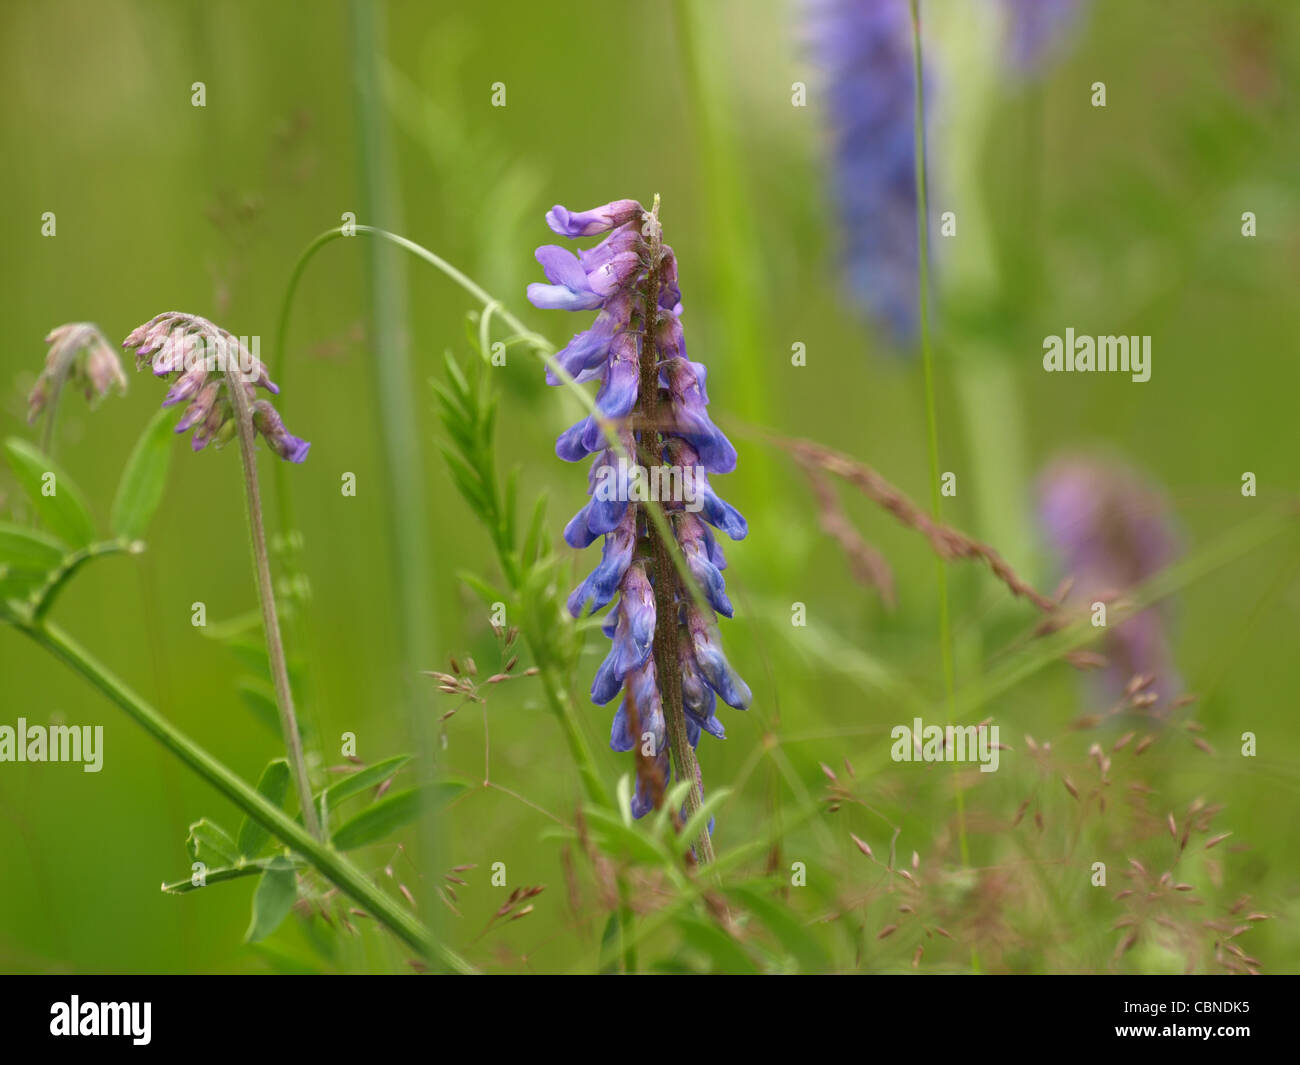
27 323 127 426
122 311 309 463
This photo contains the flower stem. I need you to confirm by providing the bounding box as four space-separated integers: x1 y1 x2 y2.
637 198 714 865
38 376 65 461
227 375 321 841
21 618 471 972
910 0 978 972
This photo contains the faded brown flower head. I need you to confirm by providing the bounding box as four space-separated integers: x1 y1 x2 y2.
122 311 309 463
27 323 128 426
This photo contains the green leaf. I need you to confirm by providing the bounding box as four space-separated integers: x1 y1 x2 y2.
521 493 548 565
582 806 675 868
199 609 263 642
245 856 298 942
186 819 239 866
0 522 65 573
236 759 291 858
321 754 411 813
502 467 519 549
443 350 471 399
329 785 427 851
674 913 761 974
234 677 282 738
3 438 97 548
726 884 830 973
433 777 474 805
439 444 491 514
457 570 509 608
615 773 634 828
110 406 178 540
31 539 136 621
162 861 273 895
677 786 733 855
598 913 621 975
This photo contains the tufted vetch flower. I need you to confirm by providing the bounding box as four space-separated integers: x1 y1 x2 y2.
807 0 928 345
529 197 751 830
1038 456 1180 708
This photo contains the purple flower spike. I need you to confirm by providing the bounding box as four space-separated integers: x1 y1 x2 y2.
123 311 309 464
531 195 751 825
807 0 927 345
1038 456 1180 707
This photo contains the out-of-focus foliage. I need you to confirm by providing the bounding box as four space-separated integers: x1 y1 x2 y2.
1 0 1297 974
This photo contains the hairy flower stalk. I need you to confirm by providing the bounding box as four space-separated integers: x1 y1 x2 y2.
123 312 320 838
529 198 751 857
1039 456 1181 708
28 323 127 456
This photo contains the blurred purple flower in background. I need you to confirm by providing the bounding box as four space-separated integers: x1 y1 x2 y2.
1039 456 1181 708
1000 0 1086 75
529 198 751 823
808 0 926 346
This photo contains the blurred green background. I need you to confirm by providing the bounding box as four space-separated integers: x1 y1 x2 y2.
1 0 1297 974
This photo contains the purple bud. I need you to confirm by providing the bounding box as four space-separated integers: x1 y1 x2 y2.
546 199 643 238
252 400 312 464
665 359 737 474
590 564 656 705
567 508 638 617
686 604 752 710
162 363 208 407
678 513 734 617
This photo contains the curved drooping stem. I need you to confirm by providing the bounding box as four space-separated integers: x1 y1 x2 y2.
909 0 975 970
227 373 321 841
22 618 471 972
38 376 65 460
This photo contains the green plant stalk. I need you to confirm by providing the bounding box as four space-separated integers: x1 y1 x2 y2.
909 0 976 970
346 0 435 691
227 376 321 841
638 200 713 864
347 0 443 929
670 0 772 502
537 663 611 809
37 376 65 461
21 618 471 972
